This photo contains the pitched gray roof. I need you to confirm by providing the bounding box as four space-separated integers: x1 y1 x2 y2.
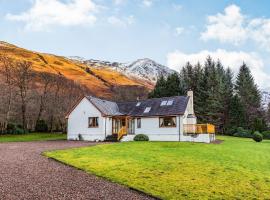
117 96 189 117
86 96 189 117
86 96 123 116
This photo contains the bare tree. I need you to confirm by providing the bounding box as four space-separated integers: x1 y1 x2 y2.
35 72 53 125
12 61 34 130
0 56 14 128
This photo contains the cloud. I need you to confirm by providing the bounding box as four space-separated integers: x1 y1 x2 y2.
201 4 270 50
167 49 270 88
6 0 98 31
175 27 184 36
201 4 247 45
113 0 125 5
172 3 182 11
142 0 153 7
107 15 135 27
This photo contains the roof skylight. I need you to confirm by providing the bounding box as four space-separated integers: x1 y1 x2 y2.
144 107 151 113
167 100 174 105
160 101 167 106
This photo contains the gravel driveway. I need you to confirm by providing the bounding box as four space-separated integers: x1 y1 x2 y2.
0 141 155 200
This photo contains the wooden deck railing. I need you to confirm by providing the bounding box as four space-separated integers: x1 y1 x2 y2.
117 126 127 140
183 124 215 134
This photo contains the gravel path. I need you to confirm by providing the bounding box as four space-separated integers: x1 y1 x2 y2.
0 141 155 200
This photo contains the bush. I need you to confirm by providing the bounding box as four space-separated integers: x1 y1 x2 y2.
134 134 149 141
253 132 263 142
14 128 25 135
233 127 252 138
261 131 270 139
35 120 48 132
7 123 16 131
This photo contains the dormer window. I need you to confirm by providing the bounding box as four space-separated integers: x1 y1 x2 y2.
136 102 141 107
144 107 151 113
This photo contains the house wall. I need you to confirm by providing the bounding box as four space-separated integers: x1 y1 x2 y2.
121 116 181 142
67 97 107 141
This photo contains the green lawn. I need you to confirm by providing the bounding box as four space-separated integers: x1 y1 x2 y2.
0 133 66 143
45 136 270 200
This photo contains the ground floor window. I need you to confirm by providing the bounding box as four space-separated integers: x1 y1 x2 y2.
137 118 141 128
159 117 176 127
89 117 99 128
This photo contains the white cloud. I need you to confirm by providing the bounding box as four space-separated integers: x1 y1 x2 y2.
172 3 182 11
107 15 135 27
201 4 247 45
142 0 153 7
167 49 270 88
175 27 184 36
113 0 125 5
6 0 98 31
201 4 270 51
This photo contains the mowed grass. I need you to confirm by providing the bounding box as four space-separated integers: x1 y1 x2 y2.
0 133 66 143
45 136 270 199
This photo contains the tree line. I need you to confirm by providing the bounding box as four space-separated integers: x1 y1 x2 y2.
149 56 267 134
0 56 88 133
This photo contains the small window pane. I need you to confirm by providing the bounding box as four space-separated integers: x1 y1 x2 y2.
160 101 167 106
144 107 151 113
167 100 174 105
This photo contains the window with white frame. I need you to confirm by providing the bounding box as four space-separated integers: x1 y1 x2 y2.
88 117 99 128
159 117 176 127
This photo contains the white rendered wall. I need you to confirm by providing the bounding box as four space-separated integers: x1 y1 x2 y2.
133 116 181 141
67 97 106 141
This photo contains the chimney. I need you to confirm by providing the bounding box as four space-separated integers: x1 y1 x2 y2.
187 90 194 115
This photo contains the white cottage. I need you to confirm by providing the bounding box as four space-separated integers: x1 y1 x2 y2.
66 91 215 143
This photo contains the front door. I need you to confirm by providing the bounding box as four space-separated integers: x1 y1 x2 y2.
128 119 135 135
112 118 126 134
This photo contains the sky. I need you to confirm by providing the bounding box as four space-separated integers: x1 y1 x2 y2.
1 0 270 88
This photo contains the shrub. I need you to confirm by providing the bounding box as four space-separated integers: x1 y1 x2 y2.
261 131 270 139
14 128 25 135
7 123 16 131
253 132 263 142
35 120 48 132
233 127 252 138
134 134 149 141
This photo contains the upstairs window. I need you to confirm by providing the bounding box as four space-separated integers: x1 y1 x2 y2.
159 117 176 127
89 117 99 128
160 101 167 106
144 107 151 113
167 100 174 105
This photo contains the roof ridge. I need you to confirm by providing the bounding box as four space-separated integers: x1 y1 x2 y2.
116 95 188 104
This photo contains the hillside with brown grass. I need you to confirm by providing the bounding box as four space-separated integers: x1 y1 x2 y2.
0 41 151 99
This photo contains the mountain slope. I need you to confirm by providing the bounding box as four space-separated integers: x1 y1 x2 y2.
0 41 150 99
80 58 176 87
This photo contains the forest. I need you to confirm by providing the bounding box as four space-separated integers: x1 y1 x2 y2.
149 56 268 135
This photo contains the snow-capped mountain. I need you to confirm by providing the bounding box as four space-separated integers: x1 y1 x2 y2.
119 58 176 83
261 90 270 110
70 57 176 84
